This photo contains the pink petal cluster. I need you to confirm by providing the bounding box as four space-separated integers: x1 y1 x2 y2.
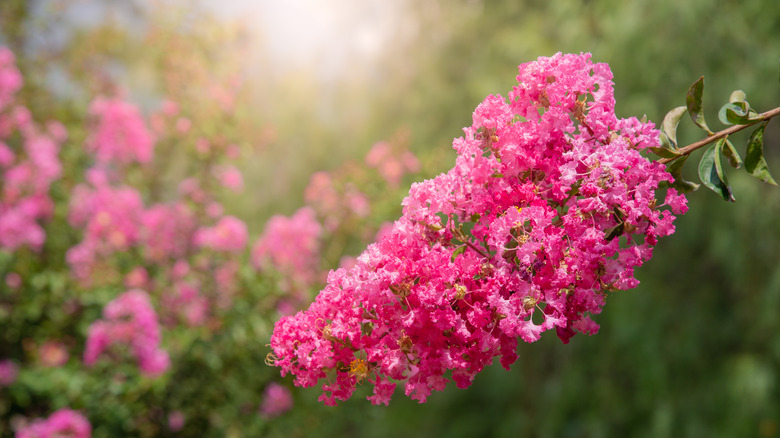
215 164 244 192
84 289 170 376
86 96 154 165
16 409 91 438
269 53 686 405
0 49 63 251
139 203 197 262
67 177 144 283
0 47 22 110
258 383 293 419
365 141 420 187
304 171 369 231
0 359 18 386
193 215 248 253
252 207 322 291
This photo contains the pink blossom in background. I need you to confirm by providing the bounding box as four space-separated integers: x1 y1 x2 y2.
175 117 191 133
215 164 244 192
0 359 18 386
304 171 369 231
252 207 322 290
16 409 91 438
167 411 185 432
86 96 154 165
193 215 248 253
5 272 22 289
0 55 64 252
0 47 22 111
140 203 197 262
38 341 69 368
84 290 169 377
124 266 150 289
365 141 420 187
259 383 293 419
163 282 209 327
269 53 686 406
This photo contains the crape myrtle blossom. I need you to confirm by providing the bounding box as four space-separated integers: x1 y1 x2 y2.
269 53 688 405
84 289 170 377
252 207 322 292
15 409 91 438
0 48 64 251
86 96 154 165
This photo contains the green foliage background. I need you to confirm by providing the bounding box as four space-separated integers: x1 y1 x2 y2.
2 0 779 436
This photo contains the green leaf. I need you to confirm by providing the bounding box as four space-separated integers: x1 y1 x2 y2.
729 90 747 103
698 140 735 201
744 122 778 185
650 133 680 158
451 245 466 262
667 155 700 192
722 138 743 169
662 106 687 146
686 76 711 132
718 102 739 125
723 101 753 125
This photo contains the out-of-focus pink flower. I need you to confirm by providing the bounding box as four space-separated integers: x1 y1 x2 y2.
84 290 169 377
365 141 420 188
175 117 191 133
0 47 22 110
0 359 18 386
193 216 248 253
38 341 69 368
16 409 91 438
215 165 243 192
252 207 322 291
259 383 293 419
86 96 154 165
5 272 21 289
167 411 185 432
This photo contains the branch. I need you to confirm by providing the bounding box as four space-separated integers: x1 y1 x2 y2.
658 106 780 164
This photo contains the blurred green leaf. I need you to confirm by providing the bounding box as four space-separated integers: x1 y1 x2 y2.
698 140 735 201
662 106 687 146
667 155 700 193
744 122 778 185
686 76 711 132
451 245 466 262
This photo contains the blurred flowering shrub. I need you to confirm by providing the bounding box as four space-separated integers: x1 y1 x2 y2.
0 20 421 432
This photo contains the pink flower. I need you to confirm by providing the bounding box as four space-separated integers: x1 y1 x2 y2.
0 359 18 386
252 207 322 290
167 411 185 432
269 53 685 405
259 383 293 419
38 342 69 368
86 96 154 165
84 290 169 377
16 409 91 438
215 165 243 192
193 216 248 253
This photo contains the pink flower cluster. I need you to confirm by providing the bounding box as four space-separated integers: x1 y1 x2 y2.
16 409 91 438
304 171 370 232
258 382 293 419
252 207 322 292
0 47 64 251
269 53 688 405
86 96 154 165
365 140 420 188
194 215 248 253
84 289 170 376
0 359 18 386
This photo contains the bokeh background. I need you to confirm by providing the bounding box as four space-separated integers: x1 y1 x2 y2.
1 0 779 436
